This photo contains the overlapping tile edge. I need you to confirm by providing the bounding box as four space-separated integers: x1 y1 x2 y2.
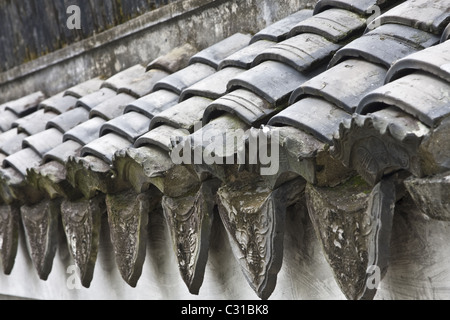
0 0 449 300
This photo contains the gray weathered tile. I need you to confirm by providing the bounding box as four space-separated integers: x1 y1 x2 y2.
101 64 147 92
203 89 273 126
3 148 42 177
13 109 59 136
81 133 132 164
404 172 450 221
329 33 423 68
146 43 198 73
314 0 391 15
76 88 117 111
150 96 212 132
219 40 275 70
0 129 28 156
367 0 450 34
290 59 387 113
89 93 136 121
250 9 313 43
228 61 318 108
124 89 180 119
0 204 20 275
366 24 440 50
0 110 19 132
23 128 64 157
100 111 151 143
442 23 450 42
289 8 366 42
39 94 78 114
268 97 352 144
253 33 341 72
46 107 90 134
117 69 169 98
4 92 46 117
180 67 245 102
135 124 190 151
43 140 83 165
20 199 61 280
358 73 450 128
331 107 430 185
189 33 252 69
64 77 104 99
63 117 106 146
152 63 216 95
385 40 450 83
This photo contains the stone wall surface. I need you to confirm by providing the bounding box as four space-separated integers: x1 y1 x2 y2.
0 0 177 73
0 0 316 104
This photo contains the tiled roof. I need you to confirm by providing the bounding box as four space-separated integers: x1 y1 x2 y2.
0 0 449 300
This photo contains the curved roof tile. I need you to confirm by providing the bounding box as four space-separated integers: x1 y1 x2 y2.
228 61 314 107
179 66 245 102
253 33 342 72
76 88 117 111
4 92 46 118
188 33 252 69
329 30 429 68
146 43 198 73
358 72 450 128
269 97 352 143
89 93 136 121
63 117 106 145
203 89 273 127
289 8 367 42
367 0 450 34
149 96 212 132
385 40 450 83
290 58 387 112
313 0 390 15
46 107 90 134
124 90 180 119
218 40 276 70
250 9 313 44
22 128 64 157
81 133 132 164
152 63 216 95
100 112 152 143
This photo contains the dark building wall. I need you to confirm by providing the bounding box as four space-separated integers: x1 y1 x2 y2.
0 0 174 73
0 0 316 104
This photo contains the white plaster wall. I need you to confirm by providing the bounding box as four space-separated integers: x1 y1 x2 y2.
1 198 449 300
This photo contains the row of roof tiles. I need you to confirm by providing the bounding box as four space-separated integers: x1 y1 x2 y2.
0 0 449 300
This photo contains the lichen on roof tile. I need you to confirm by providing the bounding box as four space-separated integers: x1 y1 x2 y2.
101 112 152 143
124 89 180 119
46 107 90 134
4 92 46 118
289 8 367 42
313 0 392 15
385 39 450 83
250 9 313 44
188 33 252 69
63 117 107 146
367 0 450 34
